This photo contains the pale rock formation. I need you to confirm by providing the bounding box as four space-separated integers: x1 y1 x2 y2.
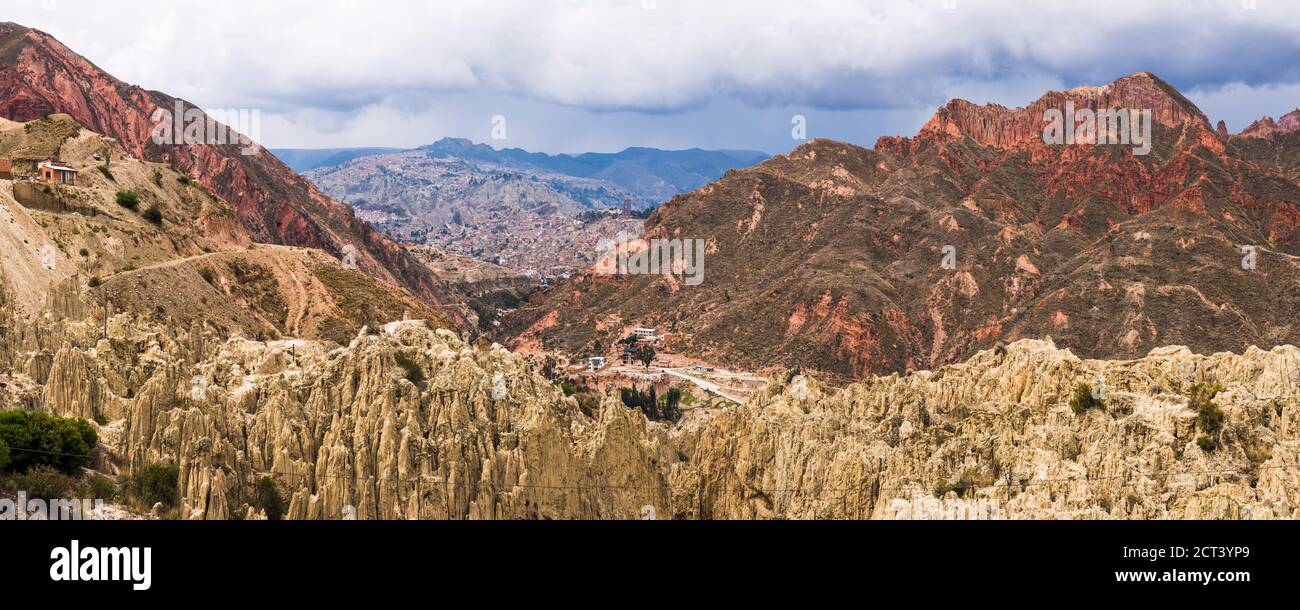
2 306 1298 520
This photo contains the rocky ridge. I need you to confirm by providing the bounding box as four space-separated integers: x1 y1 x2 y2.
5 300 1296 519
502 72 1300 381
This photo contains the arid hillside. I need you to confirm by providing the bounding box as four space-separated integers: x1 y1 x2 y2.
0 113 449 344
501 73 1300 381
0 22 465 323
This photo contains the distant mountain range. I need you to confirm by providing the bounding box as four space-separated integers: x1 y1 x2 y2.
272 148 407 172
278 139 768 206
293 139 768 277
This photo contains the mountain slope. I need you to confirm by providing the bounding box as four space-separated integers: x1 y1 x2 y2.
501 73 1300 380
0 113 448 342
0 22 463 323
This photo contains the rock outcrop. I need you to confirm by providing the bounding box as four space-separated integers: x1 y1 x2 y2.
6 307 1297 520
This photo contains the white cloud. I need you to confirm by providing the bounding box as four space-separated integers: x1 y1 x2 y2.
8 0 1300 151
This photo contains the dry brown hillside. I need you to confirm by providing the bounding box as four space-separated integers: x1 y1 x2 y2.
0 114 449 343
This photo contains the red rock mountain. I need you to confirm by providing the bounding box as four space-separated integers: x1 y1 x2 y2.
501 72 1300 381
1240 109 1300 139
0 22 462 323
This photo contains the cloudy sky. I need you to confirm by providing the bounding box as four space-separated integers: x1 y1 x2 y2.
8 0 1300 153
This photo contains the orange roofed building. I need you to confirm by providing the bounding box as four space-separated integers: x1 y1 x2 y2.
39 161 78 185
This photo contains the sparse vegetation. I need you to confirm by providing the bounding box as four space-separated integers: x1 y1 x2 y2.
98 165 115 182
1197 435 1217 452
13 464 76 499
143 204 163 224
1188 382 1226 450
177 175 190 185
78 248 88 257
198 267 217 285
125 462 179 510
153 169 163 187
115 189 139 210
933 468 995 499
1069 382 1104 415
619 385 682 422
933 479 964 498
86 473 118 501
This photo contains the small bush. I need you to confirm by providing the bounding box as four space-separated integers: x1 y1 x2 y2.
1069 383 1104 415
1188 382 1226 435
152 170 163 187
115 190 139 210
177 175 190 185
41 185 52 194
1197 435 1217 452
85 473 118 501
934 480 963 498
15 464 76 499
255 476 285 521
198 267 216 285
142 205 163 224
78 248 88 257
0 437 9 471
87 276 102 288
98 165 115 182
128 463 179 509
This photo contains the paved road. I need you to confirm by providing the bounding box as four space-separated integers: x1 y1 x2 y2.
663 369 746 404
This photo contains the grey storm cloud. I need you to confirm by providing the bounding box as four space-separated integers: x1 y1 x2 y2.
7 0 1300 151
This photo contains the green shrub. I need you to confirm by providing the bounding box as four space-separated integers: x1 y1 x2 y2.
78 248 89 257
1069 383 1104 415
198 267 216 285
1188 382 1226 435
618 385 682 422
15 464 76 499
0 410 97 474
115 190 139 210
128 463 179 508
42 185 52 194
0 437 9 471
87 276 102 288
1197 435 1217 452
142 205 163 224
152 170 163 187
98 165 115 182
85 473 118 501
177 175 190 185
255 476 285 521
